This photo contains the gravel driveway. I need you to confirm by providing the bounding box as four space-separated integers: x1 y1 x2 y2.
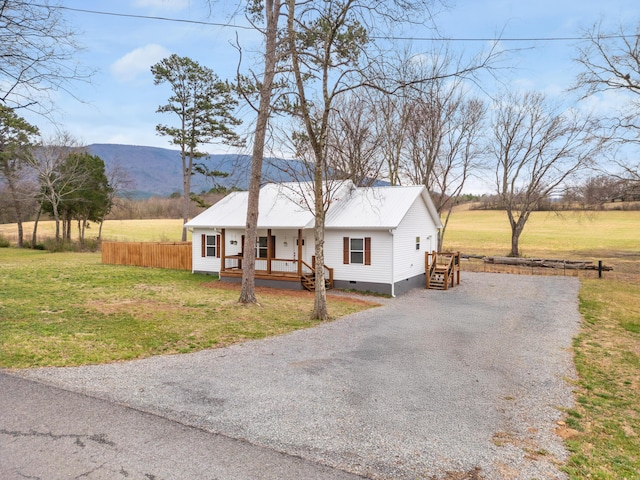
17 272 581 479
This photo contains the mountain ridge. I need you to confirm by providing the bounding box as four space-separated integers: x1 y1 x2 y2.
87 144 302 198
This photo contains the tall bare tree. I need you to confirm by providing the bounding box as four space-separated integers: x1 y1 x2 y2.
237 0 283 304
325 93 383 186
0 0 88 114
282 0 502 317
574 21 640 183
489 91 604 257
400 51 486 250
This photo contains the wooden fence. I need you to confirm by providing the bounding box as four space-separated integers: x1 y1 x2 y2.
102 242 192 271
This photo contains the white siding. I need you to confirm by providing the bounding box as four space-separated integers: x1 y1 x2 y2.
191 228 222 274
325 230 393 284
392 196 439 283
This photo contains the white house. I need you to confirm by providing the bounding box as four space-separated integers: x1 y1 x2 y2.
184 182 442 296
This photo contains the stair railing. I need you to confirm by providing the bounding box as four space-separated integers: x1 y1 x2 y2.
300 260 334 290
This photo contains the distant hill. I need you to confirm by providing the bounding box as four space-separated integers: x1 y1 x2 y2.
87 144 310 199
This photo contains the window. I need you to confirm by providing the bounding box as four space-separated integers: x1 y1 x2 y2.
343 236 371 265
256 236 268 259
201 234 220 258
350 238 364 264
255 235 276 259
416 236 420 250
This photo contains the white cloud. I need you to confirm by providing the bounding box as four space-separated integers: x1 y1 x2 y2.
110 44 171 83
132 0 189 11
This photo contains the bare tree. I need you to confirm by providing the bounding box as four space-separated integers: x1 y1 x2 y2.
407 98 485 250
235 0 283 304
0 0 89 114
574 21 640 183
27 132 87 242
326 92 384 186
364 50 486 250
375 93 412 186
573 174 627 209
489 91 604 257
282 0 503 318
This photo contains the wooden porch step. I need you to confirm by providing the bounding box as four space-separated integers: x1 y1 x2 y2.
301 274 331 292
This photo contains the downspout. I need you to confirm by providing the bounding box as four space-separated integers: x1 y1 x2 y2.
389 229 395 298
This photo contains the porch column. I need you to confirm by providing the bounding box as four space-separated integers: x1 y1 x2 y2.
220 229 226 272
297 229 303 276
267 228 272 274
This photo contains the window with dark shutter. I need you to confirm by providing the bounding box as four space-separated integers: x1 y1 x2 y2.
344 236 372 265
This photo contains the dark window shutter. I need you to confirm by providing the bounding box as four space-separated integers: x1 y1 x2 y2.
343 237 350 264
364 237 371 265
216 235 221 258
270 235 276 258
201 234 206 258
241 235 245 255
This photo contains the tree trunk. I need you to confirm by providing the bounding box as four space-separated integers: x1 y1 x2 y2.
509 217 526 257
6 178 24 247
32 205 41 247
239 0 280 304
312 206 328 320
181 149 192 242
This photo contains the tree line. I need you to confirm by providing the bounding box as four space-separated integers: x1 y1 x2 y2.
2 0 640 319
0 111 113 247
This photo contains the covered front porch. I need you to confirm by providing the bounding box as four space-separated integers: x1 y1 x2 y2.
218 228 333 291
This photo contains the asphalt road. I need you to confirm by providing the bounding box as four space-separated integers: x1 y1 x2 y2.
5 272 582 479
0 372 363 480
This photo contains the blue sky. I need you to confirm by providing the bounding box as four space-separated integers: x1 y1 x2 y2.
22 0 640 154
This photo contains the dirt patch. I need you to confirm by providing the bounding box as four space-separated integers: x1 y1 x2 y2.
554 423 581 440
430 467 484 479
85 299 194 320
202 281 381 307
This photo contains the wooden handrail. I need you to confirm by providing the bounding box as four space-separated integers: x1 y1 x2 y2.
426 251 461 290
223 256 333 287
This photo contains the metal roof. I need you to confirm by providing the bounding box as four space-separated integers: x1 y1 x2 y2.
185 182 443 230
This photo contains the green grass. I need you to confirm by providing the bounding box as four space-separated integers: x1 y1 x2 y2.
0 248 376 368
564 280 640 479
2 210 639 478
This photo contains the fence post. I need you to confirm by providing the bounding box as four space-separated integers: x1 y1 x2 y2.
598 260 603 278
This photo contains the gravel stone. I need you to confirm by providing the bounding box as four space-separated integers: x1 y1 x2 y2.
16 272 581 479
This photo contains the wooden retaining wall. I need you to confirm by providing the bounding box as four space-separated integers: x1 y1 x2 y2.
102 242 192 271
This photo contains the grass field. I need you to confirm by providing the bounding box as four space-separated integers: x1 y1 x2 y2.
444 209 640 280
0 219 188 244
0 248 377 368
1 210 639 479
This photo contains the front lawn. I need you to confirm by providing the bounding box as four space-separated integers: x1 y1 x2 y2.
0 248 377 368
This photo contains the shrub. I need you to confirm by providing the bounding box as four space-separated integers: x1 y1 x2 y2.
0 235 10 248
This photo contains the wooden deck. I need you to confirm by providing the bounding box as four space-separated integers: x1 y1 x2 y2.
221 256 333 290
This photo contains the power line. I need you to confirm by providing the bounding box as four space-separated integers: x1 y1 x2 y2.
44 4 637 43
44 4 253 30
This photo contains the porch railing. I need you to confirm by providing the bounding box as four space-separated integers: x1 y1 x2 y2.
222 255 333 288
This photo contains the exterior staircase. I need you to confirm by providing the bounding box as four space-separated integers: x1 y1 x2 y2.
426 252 461 290
301 273 332 292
